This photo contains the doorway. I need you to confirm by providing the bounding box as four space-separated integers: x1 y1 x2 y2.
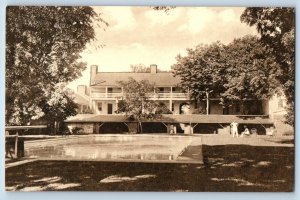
107 103 113 114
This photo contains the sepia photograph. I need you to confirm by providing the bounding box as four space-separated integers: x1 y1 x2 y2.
5 6 295 192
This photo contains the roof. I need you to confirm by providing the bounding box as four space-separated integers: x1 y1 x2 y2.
92 72 181 86
73 93 89 106
65 114 274 124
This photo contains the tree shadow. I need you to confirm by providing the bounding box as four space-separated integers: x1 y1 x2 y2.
5 145 294 192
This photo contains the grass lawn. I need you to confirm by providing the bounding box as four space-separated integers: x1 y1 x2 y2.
5 143 294 192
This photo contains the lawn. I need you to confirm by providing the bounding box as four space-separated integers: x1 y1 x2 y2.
5 144 294 192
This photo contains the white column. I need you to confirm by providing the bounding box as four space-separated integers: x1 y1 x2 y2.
115 99 118 112
105 87 108 98
170 86 173 111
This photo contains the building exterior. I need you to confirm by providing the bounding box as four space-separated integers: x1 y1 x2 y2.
88 64 272 116
65 64 293 135
70 85 90 114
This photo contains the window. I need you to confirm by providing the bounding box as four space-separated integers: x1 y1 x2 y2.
159 88 164 93
107 88 113 93
172 103 175 112
97 102 102 111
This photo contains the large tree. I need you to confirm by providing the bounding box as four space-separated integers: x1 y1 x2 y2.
221 35 280 113
241 7 295 125
6 6 105 125
172 35 279 114
172 42 227 113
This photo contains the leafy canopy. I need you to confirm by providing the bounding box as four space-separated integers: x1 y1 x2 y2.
6 6 105 125
172 42 227 102
116 78 159 122
241 7 295 125
172 35 279 113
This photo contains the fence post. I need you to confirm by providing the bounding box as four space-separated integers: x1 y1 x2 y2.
14 132 19 159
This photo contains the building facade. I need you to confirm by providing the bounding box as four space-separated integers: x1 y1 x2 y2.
66 64 293 135
85 64 276 117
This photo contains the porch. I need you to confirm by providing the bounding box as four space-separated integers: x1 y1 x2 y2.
65 114 274 135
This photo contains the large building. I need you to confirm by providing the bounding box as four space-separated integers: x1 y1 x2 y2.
67 64 292 135
82 64 280 117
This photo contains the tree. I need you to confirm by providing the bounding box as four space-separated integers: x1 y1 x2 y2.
241 7 295 125
172 36 279 115
130 63 170 72
130 64 150 72
116 78 159 133
221 35 280 114
38 83 78 134
6 6 106 125
172 42 227 114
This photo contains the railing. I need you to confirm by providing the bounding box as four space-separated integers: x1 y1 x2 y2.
171 93 189 98
91 92 188 99
91 93 123 98
5 125 48 159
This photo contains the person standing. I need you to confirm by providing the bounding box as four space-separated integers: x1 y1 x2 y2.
231 121 239 137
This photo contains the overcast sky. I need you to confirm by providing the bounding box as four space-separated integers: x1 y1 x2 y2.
68 6 257 90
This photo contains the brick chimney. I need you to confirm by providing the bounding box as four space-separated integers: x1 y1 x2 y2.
77 85 87 96
150 64 157 74
90 65 98 85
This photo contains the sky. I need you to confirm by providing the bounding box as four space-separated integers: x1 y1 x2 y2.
68 6 258 90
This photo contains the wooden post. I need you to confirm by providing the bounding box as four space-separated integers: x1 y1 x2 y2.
14 132 19 159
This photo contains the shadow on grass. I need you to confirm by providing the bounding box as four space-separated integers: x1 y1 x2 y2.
5 145 294 192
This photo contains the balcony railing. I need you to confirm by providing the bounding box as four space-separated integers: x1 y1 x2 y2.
91 93 123 98
91 92 188 99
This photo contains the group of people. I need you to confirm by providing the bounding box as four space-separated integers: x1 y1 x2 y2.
230 121 250 138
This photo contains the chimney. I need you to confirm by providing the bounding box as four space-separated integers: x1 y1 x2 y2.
90 65 98 86
150 64 157 74
77 85 87 96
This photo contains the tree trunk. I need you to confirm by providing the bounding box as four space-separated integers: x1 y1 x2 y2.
206 90 209 115
139 121 143 133
54 121 57 135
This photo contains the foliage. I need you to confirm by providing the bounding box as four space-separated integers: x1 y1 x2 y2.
130 64 150 72
116 78 160 132
172 35 280 114
151 6 176 13
155 102 172 114
6 6 104 125
172 42 227 103
130 63 169 72
221 35 279 111
71 127 84 135
241 7 295 125
38 83 78 123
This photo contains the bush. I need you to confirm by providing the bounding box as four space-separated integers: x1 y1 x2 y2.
71 127 84 134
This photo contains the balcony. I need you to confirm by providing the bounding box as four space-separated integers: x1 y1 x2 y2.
90 92 188 99
91 93 123 98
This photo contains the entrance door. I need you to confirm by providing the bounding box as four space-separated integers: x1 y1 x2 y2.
107 103 113 114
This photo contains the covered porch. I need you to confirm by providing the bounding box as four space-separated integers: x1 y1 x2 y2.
65 114 274 135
